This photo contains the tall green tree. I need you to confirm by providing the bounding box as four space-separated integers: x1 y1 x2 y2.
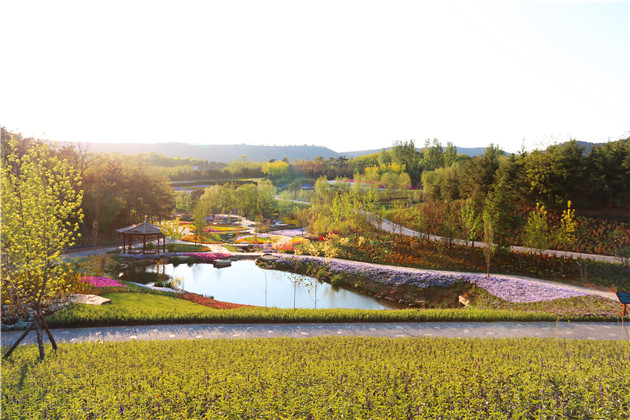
262 160 289 178
523 202 552 257
159 217 185 247
255 179 278 218
422 139 445 171
175 191 192 214
460 144 505 203
444 141 458 167
235 183 258 219
1 137 83 360
197 185 222 220
460 198 482 248
556 201 577 250
482 174 520 248
192 202 207 244
586 138 630 208
482 206 496 278
81 155 175 241
391 139 422 184
524 141 587 207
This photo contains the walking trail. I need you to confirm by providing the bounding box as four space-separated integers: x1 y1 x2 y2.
2 322 629 346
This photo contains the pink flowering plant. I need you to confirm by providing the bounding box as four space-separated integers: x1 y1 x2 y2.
181 252 231 263
80 276 127 288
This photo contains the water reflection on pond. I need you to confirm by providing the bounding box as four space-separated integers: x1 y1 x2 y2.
146 260 392 310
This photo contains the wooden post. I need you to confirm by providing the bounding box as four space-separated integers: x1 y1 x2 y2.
143 236 146 255
616 292 630 318
2 321 35 359
41 317 58 351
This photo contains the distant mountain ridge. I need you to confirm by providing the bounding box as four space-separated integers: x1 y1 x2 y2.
64 141 490 162
69 142 340 163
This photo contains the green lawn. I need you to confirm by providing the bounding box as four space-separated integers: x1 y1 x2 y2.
3 337 628 418
43 292 573 328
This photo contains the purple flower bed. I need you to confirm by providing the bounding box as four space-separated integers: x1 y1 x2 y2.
277 256 590 303
268 229 305 238
80 276 127 288
467 275 588 303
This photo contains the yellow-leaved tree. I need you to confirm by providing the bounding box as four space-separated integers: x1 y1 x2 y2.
1 137 83 360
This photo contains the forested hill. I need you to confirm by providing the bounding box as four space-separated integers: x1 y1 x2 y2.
342 146 487 158
69 142 340 163
63 141 492 162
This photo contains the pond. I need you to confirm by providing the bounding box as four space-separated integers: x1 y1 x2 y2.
144 260 392 310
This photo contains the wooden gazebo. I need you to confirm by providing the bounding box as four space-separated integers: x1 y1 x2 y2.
116 222 166 255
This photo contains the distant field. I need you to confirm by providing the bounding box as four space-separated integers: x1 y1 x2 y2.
3 337 628 419
171 179 262 188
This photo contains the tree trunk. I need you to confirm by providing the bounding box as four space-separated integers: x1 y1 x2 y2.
34 313 45 360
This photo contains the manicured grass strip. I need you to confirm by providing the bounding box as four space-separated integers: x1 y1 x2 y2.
165 243 211 252
3 337 629 419
45 293 566 328
205 225 248 232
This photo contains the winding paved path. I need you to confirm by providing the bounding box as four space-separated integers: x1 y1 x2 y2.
2 322 629 346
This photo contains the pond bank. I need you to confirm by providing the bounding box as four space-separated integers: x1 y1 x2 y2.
256 254 617 311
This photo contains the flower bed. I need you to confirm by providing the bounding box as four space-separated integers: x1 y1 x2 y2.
80 276 127 288
268 229 305 237
272 240 303 252
322 232 630 291
178 292 255 309
180 252 231 263
275 256 590 303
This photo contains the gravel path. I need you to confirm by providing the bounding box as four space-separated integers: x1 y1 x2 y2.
2 322 629 346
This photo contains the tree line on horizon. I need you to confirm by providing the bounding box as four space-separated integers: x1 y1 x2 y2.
2 127 629 244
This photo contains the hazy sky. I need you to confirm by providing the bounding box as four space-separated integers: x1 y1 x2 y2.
2 1 628 153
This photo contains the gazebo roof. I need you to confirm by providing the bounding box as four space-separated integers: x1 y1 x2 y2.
116 222 163 235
